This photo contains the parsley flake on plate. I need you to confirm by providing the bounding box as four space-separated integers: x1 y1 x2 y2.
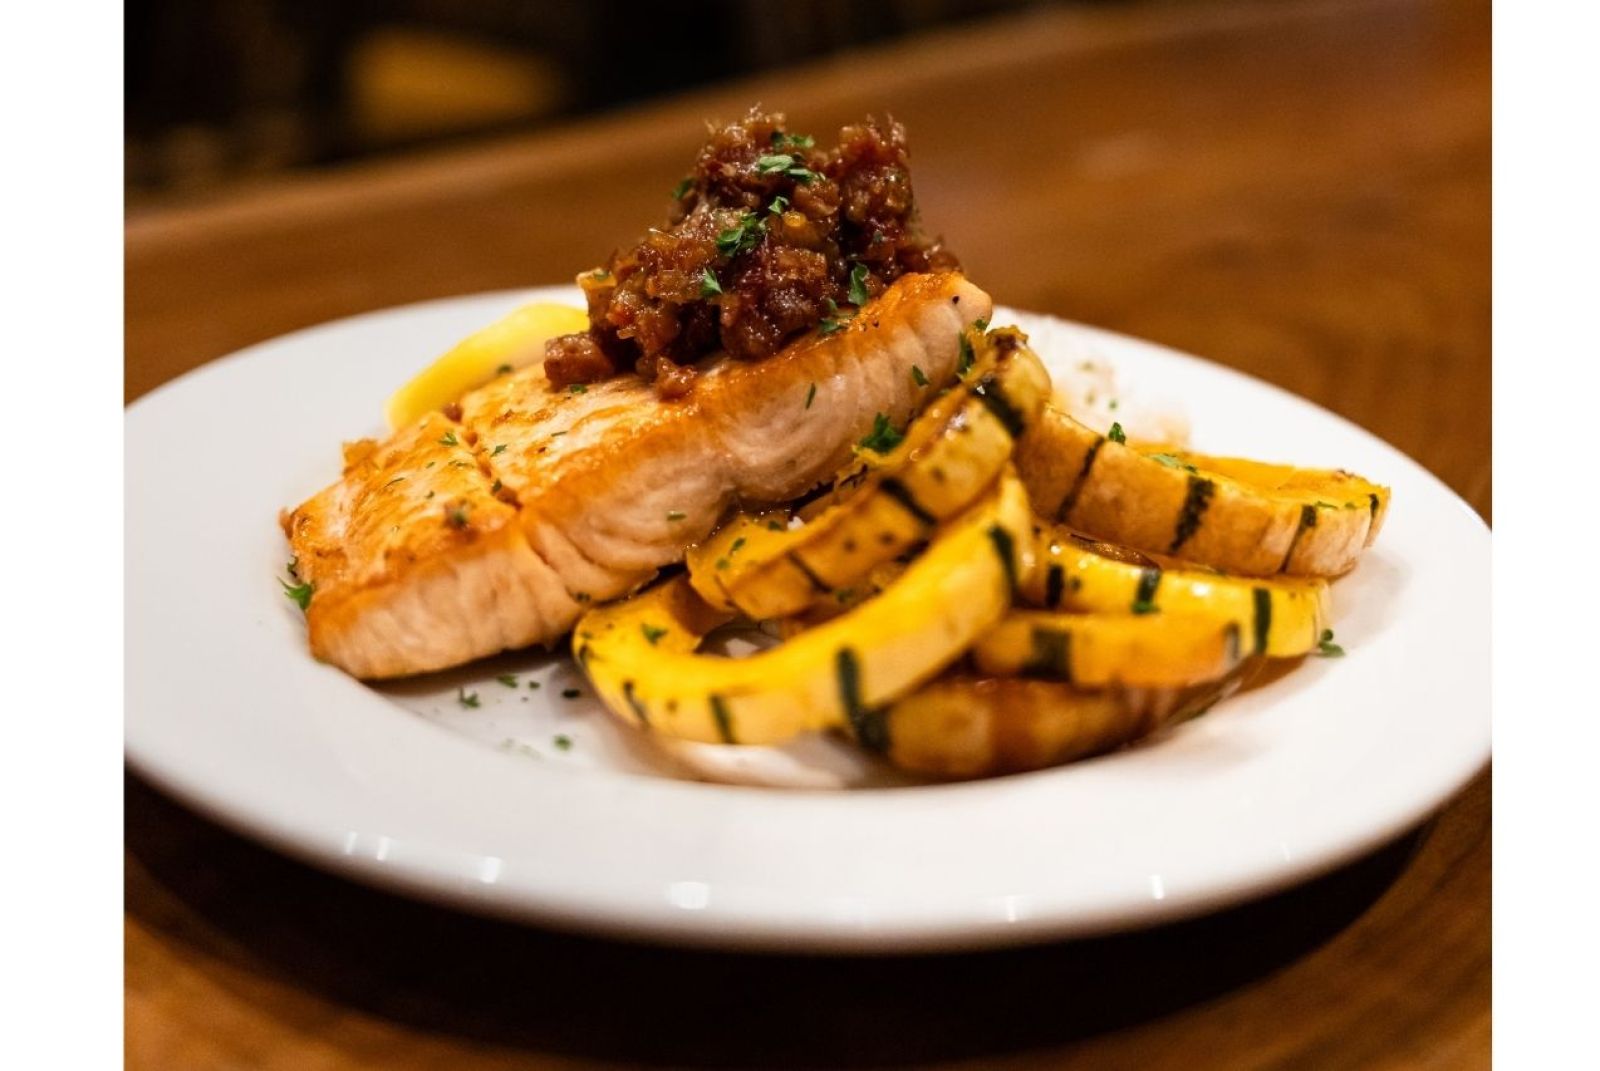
1317 629 1346 657
279 577 314 611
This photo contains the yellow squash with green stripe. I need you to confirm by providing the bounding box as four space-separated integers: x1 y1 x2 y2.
686 328 1050 619
575 470 1033 746
880 673 1243 779
971 610 1244 687
1023 527 1331 659
1015 406 1390 577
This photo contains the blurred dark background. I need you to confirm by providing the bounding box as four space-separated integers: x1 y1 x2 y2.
126 0 1072 203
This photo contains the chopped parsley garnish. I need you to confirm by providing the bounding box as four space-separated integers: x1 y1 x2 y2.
279 577 314 611
1131 598 1158 615
715 557 730 570
458 687 480 708
496 363 513 375
847 263 871 307
1317 629 1346 657
767 194 790 217
641 623 669 645
974 317 990 331
496 674 519 687
835 587 856 604
446 504 470 528
911 365 928 387
818 298 851 335
770 131 815 149
438 430 458 446
755 153 818 183
666 510 686 521
804 383 817 409
715 211 765 257
385 476 406 486
766 519 785 531
700 267 723 297
670 176 693 200
729 536 747 556
286 556 300 578
448 459 471 468
561 688 581 700
569 383 587 394
1149 452 1198 473
491 479 502 494
858 412 905 454
1108 422 1127 445
491 443 507 456
1108 398 1120 411
957 332 975 375
528 680 541 689
553 734 574 750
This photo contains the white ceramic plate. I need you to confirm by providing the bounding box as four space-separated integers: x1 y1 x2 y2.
126 287 1490 952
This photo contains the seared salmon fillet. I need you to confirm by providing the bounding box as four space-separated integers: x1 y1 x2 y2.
284 271 993 678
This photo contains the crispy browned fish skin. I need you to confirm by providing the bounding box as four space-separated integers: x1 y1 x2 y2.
284 272 992 679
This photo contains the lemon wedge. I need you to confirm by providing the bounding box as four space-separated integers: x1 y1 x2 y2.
384 302 589 429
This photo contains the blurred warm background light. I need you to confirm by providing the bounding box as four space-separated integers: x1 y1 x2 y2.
125 0 1036 202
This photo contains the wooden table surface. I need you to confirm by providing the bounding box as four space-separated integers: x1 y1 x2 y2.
125 0 1491 1066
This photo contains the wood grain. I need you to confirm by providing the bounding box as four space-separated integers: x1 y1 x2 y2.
125 0 1491 1066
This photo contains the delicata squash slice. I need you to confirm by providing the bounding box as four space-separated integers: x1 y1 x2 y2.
686 327 1050 619
878 672 1246 779
1024 527 1332 659
574 469 1032 746
1016 406 1390 577
970 610 1246 688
